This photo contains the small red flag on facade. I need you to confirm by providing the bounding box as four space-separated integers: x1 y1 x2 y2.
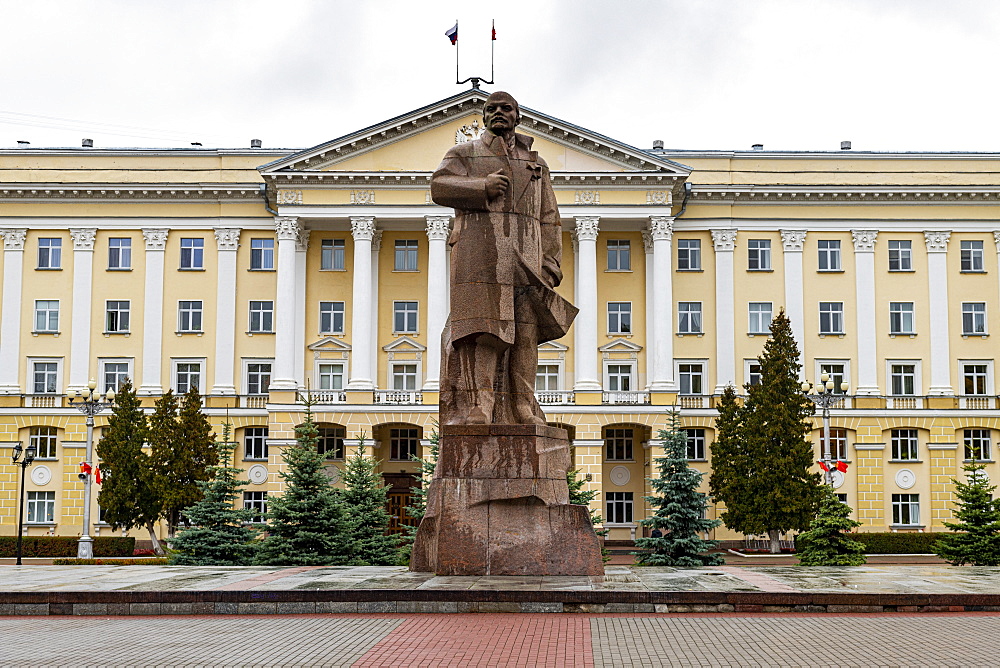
818 461 830 472
492 20 496 40
95 465 102 484
836 460 849 473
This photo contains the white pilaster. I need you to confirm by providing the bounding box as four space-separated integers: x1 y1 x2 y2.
423 216 451 391
573 216 602 391
648 216 675 392
852 230 879 395
138 228 168 395
67 228 97 393
0 229 27 394
711 229 737 393
211 228 240 395
294 228 310 389
642 230 654 390
270 217 300 392
925 231 953 395
780 229 807 378
347 216 376 390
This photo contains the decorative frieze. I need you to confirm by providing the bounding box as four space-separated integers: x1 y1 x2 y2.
350 189 376 205
711 229 737 252
276 189 303 205
141 228 169 251
574 190 600 205
0 228 27 251
852 229 878 252
213 227 240 251
924 230 951 252
780 229 807 252
646 191 671 205
69 228 97 251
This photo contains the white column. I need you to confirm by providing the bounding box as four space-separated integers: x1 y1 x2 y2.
0 229 27 394
852 230 879 395
424 215 451 391
347 216 376 390
294 228 310 389
370 229 381 387
711 229 737 393
270 216 300 392
925 231 953 395
211 228 240 395
573 216 601 391
642 230 654 389
780 229 807 378
138 228 168 395
67 228 97 393
648 216 675 391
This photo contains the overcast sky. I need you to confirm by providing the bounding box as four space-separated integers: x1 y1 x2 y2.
3 0 999 153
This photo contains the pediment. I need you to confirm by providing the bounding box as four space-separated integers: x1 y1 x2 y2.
538 341 569 352
308 336 352 352
598 338 643 353
382 336 426 353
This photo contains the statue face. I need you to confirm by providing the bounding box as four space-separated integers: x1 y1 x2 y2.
484 98 519 136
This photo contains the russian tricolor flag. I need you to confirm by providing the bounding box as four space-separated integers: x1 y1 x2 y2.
445 22 458 45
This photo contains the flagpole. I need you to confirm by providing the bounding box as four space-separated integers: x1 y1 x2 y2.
490 19 495 83
454 19 459 84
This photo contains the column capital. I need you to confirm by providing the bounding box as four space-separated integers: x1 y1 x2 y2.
350 215 376 241
213 227 240 251
574 216 600 242
371 229 383 253
647 216 674 241
780 229 807 252
851 229 878 252
924 230 951 252
275 216 300 240
141 228 169 251
710 229 737 252
425 215 452 241
69 227 97 251
994 230 1000 251
641 230 654 254
296 228 311 252
0 228 27 251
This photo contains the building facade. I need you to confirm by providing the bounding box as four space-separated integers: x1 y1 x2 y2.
2 88 999 542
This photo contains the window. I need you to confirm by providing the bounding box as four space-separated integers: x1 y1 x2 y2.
818 362 848 394
892 494 920 526
179 238 204 269
965 429 991 461
607 240 631 271
390 428 419 461
605 428 634 461
101 361 130 392
394 239 418 271
890 429 919 461
249 301 274 333
888 239 912 271
836 493 849 506
246 363 271 395
318 363 344 391
607 364 633 392
32 362 58 394
961 240 985 272
243 492 268 523
685 428 706 460
391 363 418 391
34 300 59 333
962 302 987 335
317 426 345 460
27 491 55 523
746 361 762 387
393 301 418 333
37 238 62 269
677 239 701 271
819 302 844 335
678 363 704 395
30 426 58 459
175 361 202 393
678 302 703 334
962 363 990 396
890 364 916 396
606 492 633 524
105 300 130 333
748 302 772 334
536 364 560 391
108 238 132 270
748 239 771 270
820 428 849 461
321 239 346 270
178 300 203 332
817 240 841 271
608 302 632 334
319 302 346 334
249 238 275 270
244 427 268 460
889 302 914 335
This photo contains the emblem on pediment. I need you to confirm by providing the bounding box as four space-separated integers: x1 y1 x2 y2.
455 120 486 144
276 190 302 205
575 190 601 205
646 191 671 205
351 190 375 205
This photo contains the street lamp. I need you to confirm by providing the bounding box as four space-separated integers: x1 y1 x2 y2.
68 378 115 559
12 441 37 565
801 373 849 487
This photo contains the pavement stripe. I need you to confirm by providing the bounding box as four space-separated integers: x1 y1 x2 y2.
716 566 799 592
211 565 326 590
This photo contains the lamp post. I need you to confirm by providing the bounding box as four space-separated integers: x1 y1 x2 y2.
12 441 37 565
68 379 115 559
801 373 849 487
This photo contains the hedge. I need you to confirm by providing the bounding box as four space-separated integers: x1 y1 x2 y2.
0 536 135 558
793 532 954 554
52 558 170 566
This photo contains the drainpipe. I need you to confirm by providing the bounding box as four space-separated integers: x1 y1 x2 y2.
259 183 278 216
675 181 693 219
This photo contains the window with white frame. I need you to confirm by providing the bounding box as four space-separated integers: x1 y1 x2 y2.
962 302 987 335
179 238 204 269
248 300 274 333
606 363 634 392
892 493 920 526
747 239 771 270
30 426 58 459
535 364 560 391
678 302 703 334
962 362 990 396
321 239 346 270
246 362 272 395
108 237 131 270
606 492 633 524
890 429 919 461
393 301 418 333
317 427 345 460
394 239 418 271
101 360 131 392
318 363 345 391
965 429 991 461
818 362 848 394
27 491 55 523
820 427 849 461
678 362 705 395
889 363 917 396
244 427 268 460
390 427 419 460
243 492 268 523
745 360 762 387
961 240 985 272
174 360 203 393
605 428 634 461
34 300 59 333
249 238 275 270
819 302 844 334
889 302 914 335
677 239 701 270
748 302 772 334
37 238 62 269
105 300 130 333
608 302 632 334
391 363 418 391
319 301 345 334
685 428 706 460
32 361 59 394
888 239 912 271
817 239 842 271
178 300 203 332
607 240 631 271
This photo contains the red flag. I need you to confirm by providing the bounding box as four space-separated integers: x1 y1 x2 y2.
818 461 830 472
80 462 92 476
95 465 102 484
836 461 849 473
492 20 496 40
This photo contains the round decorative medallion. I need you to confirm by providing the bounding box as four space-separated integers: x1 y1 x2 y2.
895 469 916 490
323 465 341 484
970 468 990 484
247 465 268 485
30 465 52 486
831 470 845 489
609 465 630 487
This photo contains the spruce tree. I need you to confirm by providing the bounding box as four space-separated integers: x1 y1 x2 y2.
636 412 723 566
708 384 744 530
934 462 1000 565
341 435 399 565
796 485 866 566
170 423 258 565
95 379 164 554
255 403 352 565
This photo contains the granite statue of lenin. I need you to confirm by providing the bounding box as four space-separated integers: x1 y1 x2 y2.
431 91 577 426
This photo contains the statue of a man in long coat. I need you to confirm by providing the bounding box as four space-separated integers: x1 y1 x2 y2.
431 92 577 425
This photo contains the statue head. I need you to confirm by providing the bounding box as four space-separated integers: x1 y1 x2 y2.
483 91 520 138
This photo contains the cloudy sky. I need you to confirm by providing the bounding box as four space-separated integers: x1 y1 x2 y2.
3 0 999 153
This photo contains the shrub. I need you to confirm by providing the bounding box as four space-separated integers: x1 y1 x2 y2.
794 532 952 554
53 558 170 566
0 536 135 558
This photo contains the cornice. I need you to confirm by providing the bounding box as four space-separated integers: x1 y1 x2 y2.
263 171 682 188
0 183 260 202
691 184 1000 204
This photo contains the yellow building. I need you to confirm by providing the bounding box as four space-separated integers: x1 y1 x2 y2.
2 88 997 544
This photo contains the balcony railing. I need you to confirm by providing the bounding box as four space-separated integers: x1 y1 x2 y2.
535 390 575 405
241 395 268 409
28 394 60 408
678 395 710 409
374 390 423 405
960 396 995 409
887 396 923 409
312 390 347 404
602 391 650 405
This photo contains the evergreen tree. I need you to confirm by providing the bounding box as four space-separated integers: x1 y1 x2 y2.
255 403 352 565
796 485 866 566
636 412 723 566
934 462 1000 565
567 467 611 562
400 426 440 561
341 435 399 565
708 385 744 530
95 379 164 555
170 423 258 565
